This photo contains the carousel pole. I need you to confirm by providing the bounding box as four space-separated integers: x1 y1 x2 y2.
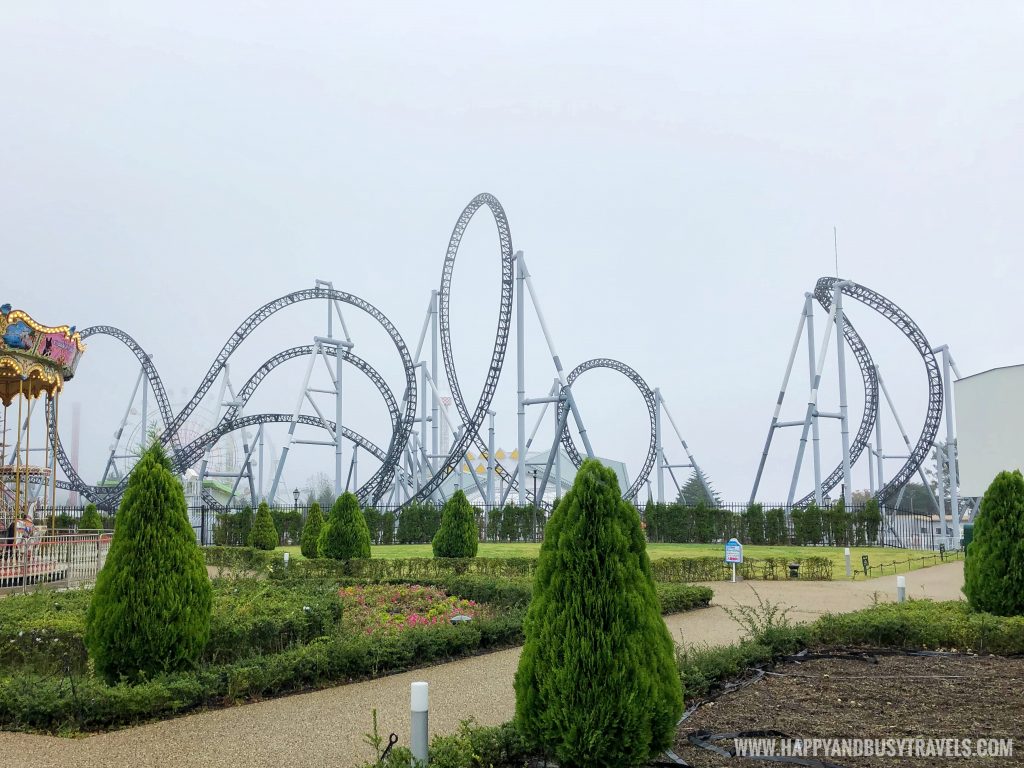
52 391 59 528
15 378 23 519
42 394 49 514
25 389 31 518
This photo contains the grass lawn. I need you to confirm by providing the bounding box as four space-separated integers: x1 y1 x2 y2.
276 542 951 580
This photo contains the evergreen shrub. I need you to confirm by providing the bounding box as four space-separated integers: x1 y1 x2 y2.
300 502 324 559
84 443 212 684
247 502 279 551
320 492 371 560
432 489 479 558
964 470 1024 616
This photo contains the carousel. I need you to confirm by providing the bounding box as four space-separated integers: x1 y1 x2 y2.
0 303 85 538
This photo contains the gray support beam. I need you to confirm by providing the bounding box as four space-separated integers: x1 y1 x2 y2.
431 290 440 475
655 388 665 504
805 294 823 505
874 366 885 495
876 368 941 514
787 283 843 505
833 289 854 507
334 346 344 497
940 348 961 547
750 299 808 503
519 253 595 458
516 253 527 505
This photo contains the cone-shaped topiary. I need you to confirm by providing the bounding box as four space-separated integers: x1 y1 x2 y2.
964 470 1024 616
319 492 371 560
514 459 683 767
85 442 212 684
247 501 279 550
432 489 479 558
300 501 324 559
79 503 103 531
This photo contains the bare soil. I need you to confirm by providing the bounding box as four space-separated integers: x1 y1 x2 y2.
674 653 1024 767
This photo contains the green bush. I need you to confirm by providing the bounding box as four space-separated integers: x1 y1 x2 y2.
319 492 371 560
811 600 1024 655
395 501 443 544
515 459 682 767
649 555 832 582
213 506 254 547
862 498 882 544
0 610 526 733
270 508 303 545
79 504 103 531
247 502 279 551
432 490 479 558
0 590 91 675
85 443 213 684
300 502 324 559
205 580 342 663
655 583 713 613
764 507 787 544
964 470 1024 616
742 503 766 545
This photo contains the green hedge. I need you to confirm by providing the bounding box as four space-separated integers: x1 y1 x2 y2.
203 548 833 582
1 581 344 675
0 571 712 733
643 501 882 546
271 556 539 581
0 615 525 733
811 600 1024 654
649 556 833 582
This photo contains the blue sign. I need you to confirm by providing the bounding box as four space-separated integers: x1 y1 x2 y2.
725 538 743 564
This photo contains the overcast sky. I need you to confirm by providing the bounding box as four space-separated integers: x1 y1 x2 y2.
3 2 1022 504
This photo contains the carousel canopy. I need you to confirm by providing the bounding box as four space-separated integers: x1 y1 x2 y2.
0 304 85 406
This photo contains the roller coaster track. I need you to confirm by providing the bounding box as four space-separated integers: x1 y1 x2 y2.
788 278 942 505
557 358 658 500
51 292 417 508
407 193 520 503
52 194 681 510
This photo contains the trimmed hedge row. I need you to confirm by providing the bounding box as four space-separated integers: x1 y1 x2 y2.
0 573 713 732
678 599 1024 701
0 615 525 733
1 582 343 675
204 548 835 582
650 556 833 582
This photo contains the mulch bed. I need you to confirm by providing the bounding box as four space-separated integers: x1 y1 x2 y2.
673 653 1024 767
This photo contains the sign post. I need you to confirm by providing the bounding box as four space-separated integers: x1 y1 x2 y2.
724 538 743 583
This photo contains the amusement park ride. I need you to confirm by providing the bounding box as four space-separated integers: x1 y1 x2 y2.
0 305 85 530
44 195 711 514
749 278 966 548
7 194 967 548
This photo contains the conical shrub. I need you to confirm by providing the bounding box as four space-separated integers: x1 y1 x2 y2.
432 489 478 558
514 459 682 766
79 503 103 531
300 501 324 559
964 470 1024 616
85 443 212 684
319 492 371 560
247 501 278 550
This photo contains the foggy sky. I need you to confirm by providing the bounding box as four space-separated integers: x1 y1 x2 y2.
3 2 1022 503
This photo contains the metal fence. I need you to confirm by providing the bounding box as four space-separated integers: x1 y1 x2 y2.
0 532 112 593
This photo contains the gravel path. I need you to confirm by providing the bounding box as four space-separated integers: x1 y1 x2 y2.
1 563 964 768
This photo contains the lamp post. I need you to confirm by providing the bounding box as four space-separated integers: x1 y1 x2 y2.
293 487 300 518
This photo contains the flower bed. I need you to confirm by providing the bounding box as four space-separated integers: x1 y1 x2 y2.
339 584 483 635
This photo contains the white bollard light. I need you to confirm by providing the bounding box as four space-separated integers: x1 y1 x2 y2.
896 575 906 603
283 552 290 567
411 681 429 764
844 547 852 579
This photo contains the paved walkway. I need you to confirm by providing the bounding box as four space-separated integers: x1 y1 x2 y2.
1 563 964 768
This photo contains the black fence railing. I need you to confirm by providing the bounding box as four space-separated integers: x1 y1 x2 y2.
40 499 963 551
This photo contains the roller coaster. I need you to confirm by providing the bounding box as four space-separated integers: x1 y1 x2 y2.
47 194 709 512
749 277 964 547
31 195 964 548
